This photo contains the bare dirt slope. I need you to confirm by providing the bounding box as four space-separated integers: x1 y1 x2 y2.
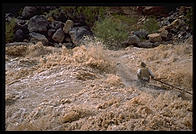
5 40 192 131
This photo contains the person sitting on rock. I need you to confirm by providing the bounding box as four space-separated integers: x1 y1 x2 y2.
137 62 154 87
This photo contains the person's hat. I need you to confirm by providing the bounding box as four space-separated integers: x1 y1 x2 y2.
141 62 146 67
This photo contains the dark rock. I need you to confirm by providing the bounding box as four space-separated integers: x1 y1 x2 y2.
127 35 140 45
133 29 148 39
39 6 57 12
64 36 72 43
22 6 40 19
137 41 155 48
47 29 56 38
69 26 93 45
62 43 76 49
49 21 64 30
52 28 65 43
137 6 171 17
28 15 49 33
29 32 48 45
52 9 67 22
54 43 62 48
14 19 29 35
14 29 25 42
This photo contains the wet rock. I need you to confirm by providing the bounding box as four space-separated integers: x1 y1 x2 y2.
49 20 64 30
62 43 75 49
54 43 62 48
28 15 49 33
148 33 162 43
133 29 148 39
29 32 48 45
14 29 25 42
69 26 92 45
63 20 74 33
52 28 65 43
137 41 156 48
22 6 40 19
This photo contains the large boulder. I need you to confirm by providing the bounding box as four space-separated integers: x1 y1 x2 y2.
29 32 48 45
28 15 49 33
52 28 65 43
22 6 40 19
69 26 92 45
14 29 25 42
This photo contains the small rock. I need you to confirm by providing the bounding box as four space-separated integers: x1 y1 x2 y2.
54 43 62 48
14 29 25 42
63 20 74 33
62 43 75 49
148 33 162 43
133 29 148 39
52 28 65 43
137 41 154 48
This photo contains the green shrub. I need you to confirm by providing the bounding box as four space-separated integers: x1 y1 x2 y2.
143 16 160 34
5 18 16 43
93 17 129 50
112 14 139 31
76 6 106 27
45 8 61 18
60 6 106 27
